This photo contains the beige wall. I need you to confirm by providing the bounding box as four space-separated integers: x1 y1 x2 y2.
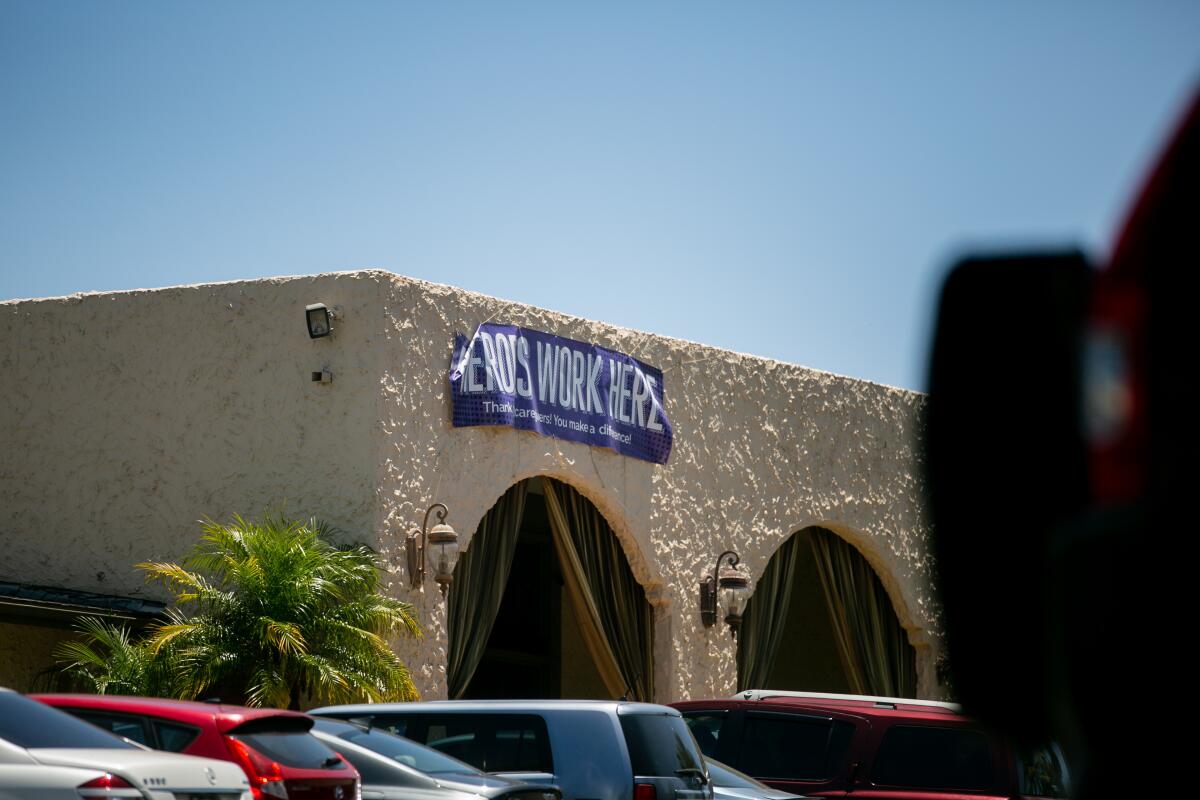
2 273 389 599
0 622 76 692
1 270 942 701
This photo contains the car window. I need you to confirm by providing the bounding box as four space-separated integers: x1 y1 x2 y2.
414 714 554 774
871 725 994 791
738 713 854 782
312 718 482 776
425 722 480 765
619 713 704 779
356 713 414 738
682 713 726 758
0 693 137 749
490 720 551 772
153 720 200 752
72 711 151 746
230 731 347 770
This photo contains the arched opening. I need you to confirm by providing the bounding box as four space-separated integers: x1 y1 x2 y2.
737 527 916 697
446 476 653 701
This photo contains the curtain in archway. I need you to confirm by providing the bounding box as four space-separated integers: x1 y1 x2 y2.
446 481 529 699
736 533 805 691
541 477 654 702
810 528 917 697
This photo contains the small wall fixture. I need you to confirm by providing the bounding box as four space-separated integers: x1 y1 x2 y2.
699 550 752 638
306 303 333 338
406 503 460 596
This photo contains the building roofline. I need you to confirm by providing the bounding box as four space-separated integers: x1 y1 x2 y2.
0 581 167 629
1 268 924 396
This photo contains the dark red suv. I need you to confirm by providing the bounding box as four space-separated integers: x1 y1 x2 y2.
34 694 360 800
672 691 1069 800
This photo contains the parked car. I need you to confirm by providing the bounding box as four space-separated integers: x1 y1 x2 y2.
33 693 359 800
310 700 713 800
671 690 1069 800
1 687 252 800
309 717 559 800
705 758 803 800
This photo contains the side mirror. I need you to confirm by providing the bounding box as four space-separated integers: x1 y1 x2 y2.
925 251 1092 743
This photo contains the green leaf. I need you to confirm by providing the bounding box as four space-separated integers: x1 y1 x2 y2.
119 512 423 707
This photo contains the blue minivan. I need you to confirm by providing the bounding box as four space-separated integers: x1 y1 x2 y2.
310 700 713 800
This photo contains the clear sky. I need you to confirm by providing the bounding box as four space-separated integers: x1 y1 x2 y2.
2 1 1196 390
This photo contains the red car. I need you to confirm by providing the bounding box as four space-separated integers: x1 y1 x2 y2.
33 694 360 800
672 690 1069 800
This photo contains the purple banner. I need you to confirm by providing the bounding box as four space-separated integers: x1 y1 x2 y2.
450 324 672 464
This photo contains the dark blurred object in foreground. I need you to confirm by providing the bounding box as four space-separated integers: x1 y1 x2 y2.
926 91 1196 798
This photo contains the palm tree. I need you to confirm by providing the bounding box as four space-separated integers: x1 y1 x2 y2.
137 514 421 708
52 616 180 696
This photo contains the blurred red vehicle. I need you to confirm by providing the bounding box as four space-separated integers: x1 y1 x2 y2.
673 690 1067 800
33 693 360 800
925 90 1197 799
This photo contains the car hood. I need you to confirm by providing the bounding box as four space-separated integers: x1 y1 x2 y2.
433 771 556 795
28 748 251 793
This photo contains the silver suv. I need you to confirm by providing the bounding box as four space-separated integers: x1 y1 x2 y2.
310 700 713 800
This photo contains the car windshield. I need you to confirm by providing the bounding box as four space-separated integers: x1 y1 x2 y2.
705 757 770 790
311 717 482 776
0 692 138 749
229 730 346 770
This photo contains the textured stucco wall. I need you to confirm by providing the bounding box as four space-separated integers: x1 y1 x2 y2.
1 270 941 701
1 272 390 601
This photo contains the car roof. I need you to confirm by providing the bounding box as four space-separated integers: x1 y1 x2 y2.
32 693 311 732
311 699 674 716
734 690 960 714
673 690 968 722
738 689 962 712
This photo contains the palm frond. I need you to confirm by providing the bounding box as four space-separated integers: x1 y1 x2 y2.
244 665 292 708
262 619 307 656
136 561 212 596
137 511 421 707
51 616 172 696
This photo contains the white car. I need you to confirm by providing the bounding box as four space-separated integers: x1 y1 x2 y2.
0 688 251 800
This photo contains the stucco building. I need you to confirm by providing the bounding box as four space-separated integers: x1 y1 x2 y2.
0 270 942 701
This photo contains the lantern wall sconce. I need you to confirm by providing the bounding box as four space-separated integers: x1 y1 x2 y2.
699 550 752 637
306 303 335 339
406 503 460 596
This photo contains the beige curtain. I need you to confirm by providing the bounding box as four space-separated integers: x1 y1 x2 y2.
810 527 917 697
736 533 804 691
446 482 529 699
541 477 654 701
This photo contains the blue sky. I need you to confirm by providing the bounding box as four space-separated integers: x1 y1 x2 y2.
2 2 1196 390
